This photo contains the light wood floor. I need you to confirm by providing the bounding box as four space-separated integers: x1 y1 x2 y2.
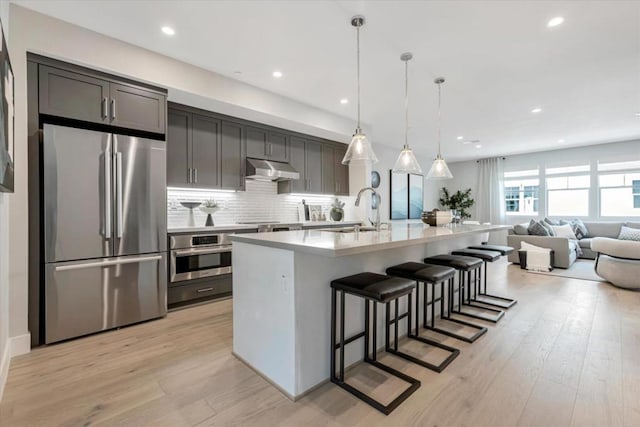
2 260 640 427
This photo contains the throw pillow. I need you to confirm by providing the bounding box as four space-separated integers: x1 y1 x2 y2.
543 217 559 226
513 222 530 235
551 224 577 240
541 220 556 236
528 219 550 236
571 219 589 239
618 225 640 241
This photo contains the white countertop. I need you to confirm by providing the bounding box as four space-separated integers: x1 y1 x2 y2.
168 220 362 234
230 222 510 257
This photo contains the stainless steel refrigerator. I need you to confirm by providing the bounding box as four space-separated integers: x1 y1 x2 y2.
43 124 167 344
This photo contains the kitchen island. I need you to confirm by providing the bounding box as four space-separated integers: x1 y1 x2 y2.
230 222 509 400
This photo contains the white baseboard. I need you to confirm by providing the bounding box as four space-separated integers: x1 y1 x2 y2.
10 333 31 357
0 333 31 402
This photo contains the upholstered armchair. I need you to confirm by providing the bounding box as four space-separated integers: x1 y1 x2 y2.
591 237 640 290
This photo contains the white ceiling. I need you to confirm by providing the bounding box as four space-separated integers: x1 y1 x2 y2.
13 0 640 162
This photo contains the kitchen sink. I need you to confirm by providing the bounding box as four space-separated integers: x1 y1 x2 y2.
318 226 377 233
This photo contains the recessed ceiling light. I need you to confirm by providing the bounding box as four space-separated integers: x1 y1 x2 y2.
161 26 175 36
272 70 283 78
557 139 566 143
340 98 349 105
457 136 463 140
547 16 565 28
531 107 542 113
635 112 640 117
475 144 482 149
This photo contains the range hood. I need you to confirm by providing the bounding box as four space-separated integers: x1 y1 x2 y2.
245 158 300 181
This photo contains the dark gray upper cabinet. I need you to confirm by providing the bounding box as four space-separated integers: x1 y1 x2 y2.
286 137 306 193
39 65 110 125
334 145 349 195
246 126 268 159
37 60 166 135
322 145 336 194
191 114 220 188
220 121 245 191
306 141 323 193
267 132 288 162
109 83 166 134
322 144 349 195
167 109 191 187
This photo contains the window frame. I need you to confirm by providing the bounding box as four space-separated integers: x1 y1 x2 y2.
504 169 540 216
597 165 640 218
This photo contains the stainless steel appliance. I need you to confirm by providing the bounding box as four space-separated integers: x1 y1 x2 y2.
42 124 167 344
245 158 300 181
170 233 233 283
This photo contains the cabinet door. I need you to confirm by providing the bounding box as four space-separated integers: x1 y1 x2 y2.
167 109 191 187
268 132 288 162
109 83 166 134
39 65 110 125
191 114 220 188
306 141 323 194
334 145 349 195
288 137 306 193
322 144 336 194
220 121 245 190
245 126 268 159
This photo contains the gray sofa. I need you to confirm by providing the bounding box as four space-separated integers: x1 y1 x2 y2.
507 221 638 269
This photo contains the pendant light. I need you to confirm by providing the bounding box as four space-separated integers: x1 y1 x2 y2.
392 52 422 174
426 77 453 179
342 15 378 165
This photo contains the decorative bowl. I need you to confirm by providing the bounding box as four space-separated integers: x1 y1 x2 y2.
421 209 453 226
199 206 220 215
180 201 202 210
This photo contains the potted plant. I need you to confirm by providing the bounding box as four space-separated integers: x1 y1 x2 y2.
330 198 345 222
199 199 219 226
439 188 475 222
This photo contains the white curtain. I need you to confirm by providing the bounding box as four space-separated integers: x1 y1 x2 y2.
476 157 506 224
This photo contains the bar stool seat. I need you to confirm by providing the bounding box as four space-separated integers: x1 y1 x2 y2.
386 262 486 343
386 262 455 283
331 272 416 303
451 248 501 262
423 254 483 271
468 244 514 256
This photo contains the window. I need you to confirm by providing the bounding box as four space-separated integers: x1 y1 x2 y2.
504 169 539 215
598 160 640 217
546 164 590 217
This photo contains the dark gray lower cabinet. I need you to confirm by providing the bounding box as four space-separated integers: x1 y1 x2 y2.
220 121 245 190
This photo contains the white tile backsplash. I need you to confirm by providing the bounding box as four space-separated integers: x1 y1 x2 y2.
168 180 356 228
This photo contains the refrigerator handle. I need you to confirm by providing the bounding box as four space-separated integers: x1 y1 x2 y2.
55 254 163 272
104 148 112 238
116 151 123 238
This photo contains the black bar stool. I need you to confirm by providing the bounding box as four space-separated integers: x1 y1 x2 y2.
451 248 507 312
331 272 420 415
467 244 518 308
424 255 504 323
386 262 486 343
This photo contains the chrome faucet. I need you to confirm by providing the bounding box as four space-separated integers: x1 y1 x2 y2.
355 187 381 232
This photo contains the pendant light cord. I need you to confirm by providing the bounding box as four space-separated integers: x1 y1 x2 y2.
437 81 442 156
404 59 409 148
356 25 361 131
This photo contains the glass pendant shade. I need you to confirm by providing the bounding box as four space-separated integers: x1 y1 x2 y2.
426 154 453 179
342 131 378 164
392 145 422 174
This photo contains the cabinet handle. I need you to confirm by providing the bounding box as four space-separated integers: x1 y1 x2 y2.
194 168 198 184
197 287 214 293
110 98 116 120
102 97 108 120
188 168 192 184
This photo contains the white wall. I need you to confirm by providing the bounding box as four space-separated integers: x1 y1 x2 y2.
0 0 10 401
443 139 640 224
